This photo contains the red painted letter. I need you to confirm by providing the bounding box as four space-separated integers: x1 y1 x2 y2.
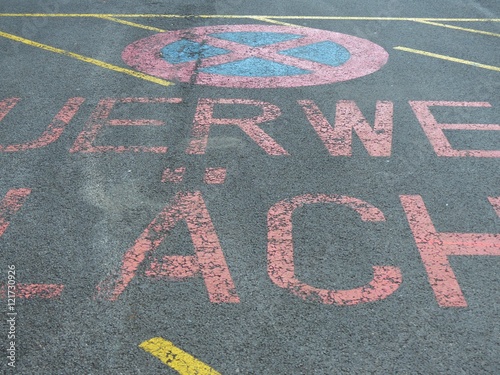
410 101 500 157
0 97 84 152
267 194 402 305
0 189 64 299
71 97 181 153
400 195 500 307
186 98 288 155
298 100 393 156
96 191 239 303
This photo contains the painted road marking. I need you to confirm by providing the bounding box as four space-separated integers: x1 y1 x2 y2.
70 97 182 154
413 20 500 38
250 16 302 27
299 100 393 157
186 98 287 155
400 195 500 307
0 97 85 152
122 24 388 88
394 46 500 72
0 14 499 22
0 189 64 299
0 189 31 237
2 97 498 157
162 167 186 183
267 194 402 305
0 30 174 87
96 191 239 303
160 167 227 184
96 15 167 32
410 101 500 157
204 168 227 184
140 337 220 375
0 284 64 299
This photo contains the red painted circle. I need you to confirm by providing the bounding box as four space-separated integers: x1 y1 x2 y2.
122 24 389 88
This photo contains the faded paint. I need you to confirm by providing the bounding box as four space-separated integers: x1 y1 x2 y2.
0 97 84 152
0 284 63 299
410 101 500 157
161 167 186 183
71 97 181 153
0 189 64 299
299 100 393 156
122 25 388 88
96 191 239 303
204 168 227 184
186 98 287 155
400 195 500 307
267 194 402 305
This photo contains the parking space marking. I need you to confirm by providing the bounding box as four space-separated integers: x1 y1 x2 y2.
413 20 500 38
250 16 301 27
0 30 174 86
140 337 221 375
96 15 167 32
394 46 500 72
1 14 499 22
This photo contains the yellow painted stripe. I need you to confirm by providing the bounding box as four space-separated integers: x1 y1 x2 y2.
0 30 174 86
97 15 167 32
0 14 499 22
394 46 500 72
414 20 500 37
139 337 221 375
250 16 302 27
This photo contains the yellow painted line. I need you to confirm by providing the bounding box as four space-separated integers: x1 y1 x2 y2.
0 30 174 86
97 15 167 32
394 46 500 72
414 20 500 37
0 14 499 22
139 337 221 375
251 16 301 27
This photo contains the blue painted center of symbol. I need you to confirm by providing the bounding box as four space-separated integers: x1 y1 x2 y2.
160 34 351 77
161 40 229 64
279 41 351 67
199 57 310 77
210 32 302 47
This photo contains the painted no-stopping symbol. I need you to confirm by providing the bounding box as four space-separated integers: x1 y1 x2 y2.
122 25 389 88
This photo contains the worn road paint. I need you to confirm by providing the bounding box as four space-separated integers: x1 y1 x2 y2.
186 98 287 155
410 101 500 157
395 46 500 72
122 25 388 88
96 15 167 32
489 197 500 217
71 97 181 153
0 97 84 152
267 194 402 305
251 16 302 28
0 189 31 237
299 100 393 156
0 98 20 122
413 20 500 38
400 195 500 307
204 168 227 184
0 189 64 299
0 284 63 299
96 191 239 303
1 14 499 22
162 167 186 183
140 337 221 375
0 30 174 87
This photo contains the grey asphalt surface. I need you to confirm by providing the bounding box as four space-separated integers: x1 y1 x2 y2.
0 1 499 374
